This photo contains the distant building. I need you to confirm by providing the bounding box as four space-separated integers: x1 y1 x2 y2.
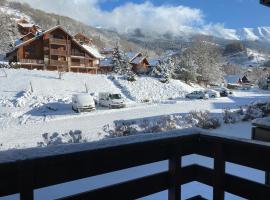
127 52 150 74
6 26 101 74
99 56 114 74
16 18 41 36
100 48 114 56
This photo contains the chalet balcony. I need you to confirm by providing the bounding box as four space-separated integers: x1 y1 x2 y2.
1 130 270 200
50 49 67 56
49 38 68 45
71 52 85 57
50 60 68 66
19 59 44 65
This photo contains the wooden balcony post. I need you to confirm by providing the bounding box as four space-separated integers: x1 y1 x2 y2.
169 151 181 200
18 161 34 200
213 144 225 200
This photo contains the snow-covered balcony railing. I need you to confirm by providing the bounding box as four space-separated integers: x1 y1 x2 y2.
19 59 44 65
1 129 270 200
50 60 68 66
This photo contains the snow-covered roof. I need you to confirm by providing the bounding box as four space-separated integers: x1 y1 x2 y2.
126 52 138 60
148 58 159 66
82 44 104 59
225 75 240 84
130 56 146 64
100 57 113 67
18 23 35 28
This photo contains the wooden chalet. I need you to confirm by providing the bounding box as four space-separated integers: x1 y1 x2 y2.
6 26 101 74
17 18 41 36
127 52 150 74
99 56 114 74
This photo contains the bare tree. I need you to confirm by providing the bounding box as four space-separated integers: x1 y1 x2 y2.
189 37 225 85
57 66 67 80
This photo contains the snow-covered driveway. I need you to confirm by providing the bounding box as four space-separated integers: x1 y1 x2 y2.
1 89 269 150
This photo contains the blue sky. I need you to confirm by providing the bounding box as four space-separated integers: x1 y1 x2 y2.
99 0 270 29
18 0 270 38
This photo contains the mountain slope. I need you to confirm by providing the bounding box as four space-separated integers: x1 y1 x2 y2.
0 0 156 56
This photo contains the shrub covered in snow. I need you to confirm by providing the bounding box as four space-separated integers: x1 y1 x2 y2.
242 105 264 121
103 114 190 138
257 76 270 90
37 130 87 147
186 110 221 129
223 101 270 123
223 108 244 124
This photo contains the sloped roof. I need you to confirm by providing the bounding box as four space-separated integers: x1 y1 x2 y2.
100 56 113 67
82 44 104 59
18 23 35 28
130 56 147 64
74 33 93 42
13 26 73 49
19 32 35 40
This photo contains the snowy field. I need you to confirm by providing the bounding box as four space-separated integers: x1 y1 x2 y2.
1 69 270 200
1 69 270 151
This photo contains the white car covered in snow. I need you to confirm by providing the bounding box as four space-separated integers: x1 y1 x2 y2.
204 89 220 98
72 94 96 113
98 92 126 109
186 91 209 99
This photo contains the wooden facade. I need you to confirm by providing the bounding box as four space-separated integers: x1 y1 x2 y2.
129 52 150 74
7 26 100 74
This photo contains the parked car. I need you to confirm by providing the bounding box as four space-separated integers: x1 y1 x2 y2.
205 89 220 98
72 94 96 113
186 91 209 99
98 92 126 108
212 87 233 97
241 83 252 90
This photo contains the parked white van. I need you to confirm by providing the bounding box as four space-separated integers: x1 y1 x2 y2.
72 94 95 113
98 92 126 109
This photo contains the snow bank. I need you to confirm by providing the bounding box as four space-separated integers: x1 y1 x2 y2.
114 76 198 103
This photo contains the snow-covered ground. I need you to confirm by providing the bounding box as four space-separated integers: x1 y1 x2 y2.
1 69 270 200
113 76 200 103
226 48 270 67
1 69 270 150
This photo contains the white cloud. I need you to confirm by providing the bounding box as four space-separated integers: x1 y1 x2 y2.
9 0 232 37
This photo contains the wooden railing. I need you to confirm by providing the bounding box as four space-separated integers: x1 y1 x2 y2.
50 60 68 66
19 59 44 64
1 130 270 200
49 38 68 45
50 49 67 56
71 52 85 57
261 0 270 7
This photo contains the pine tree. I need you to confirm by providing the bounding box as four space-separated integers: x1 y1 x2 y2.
111 46 134 77
151 58 175 83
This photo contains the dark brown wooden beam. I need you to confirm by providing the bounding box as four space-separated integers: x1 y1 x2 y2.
261 0 270 7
